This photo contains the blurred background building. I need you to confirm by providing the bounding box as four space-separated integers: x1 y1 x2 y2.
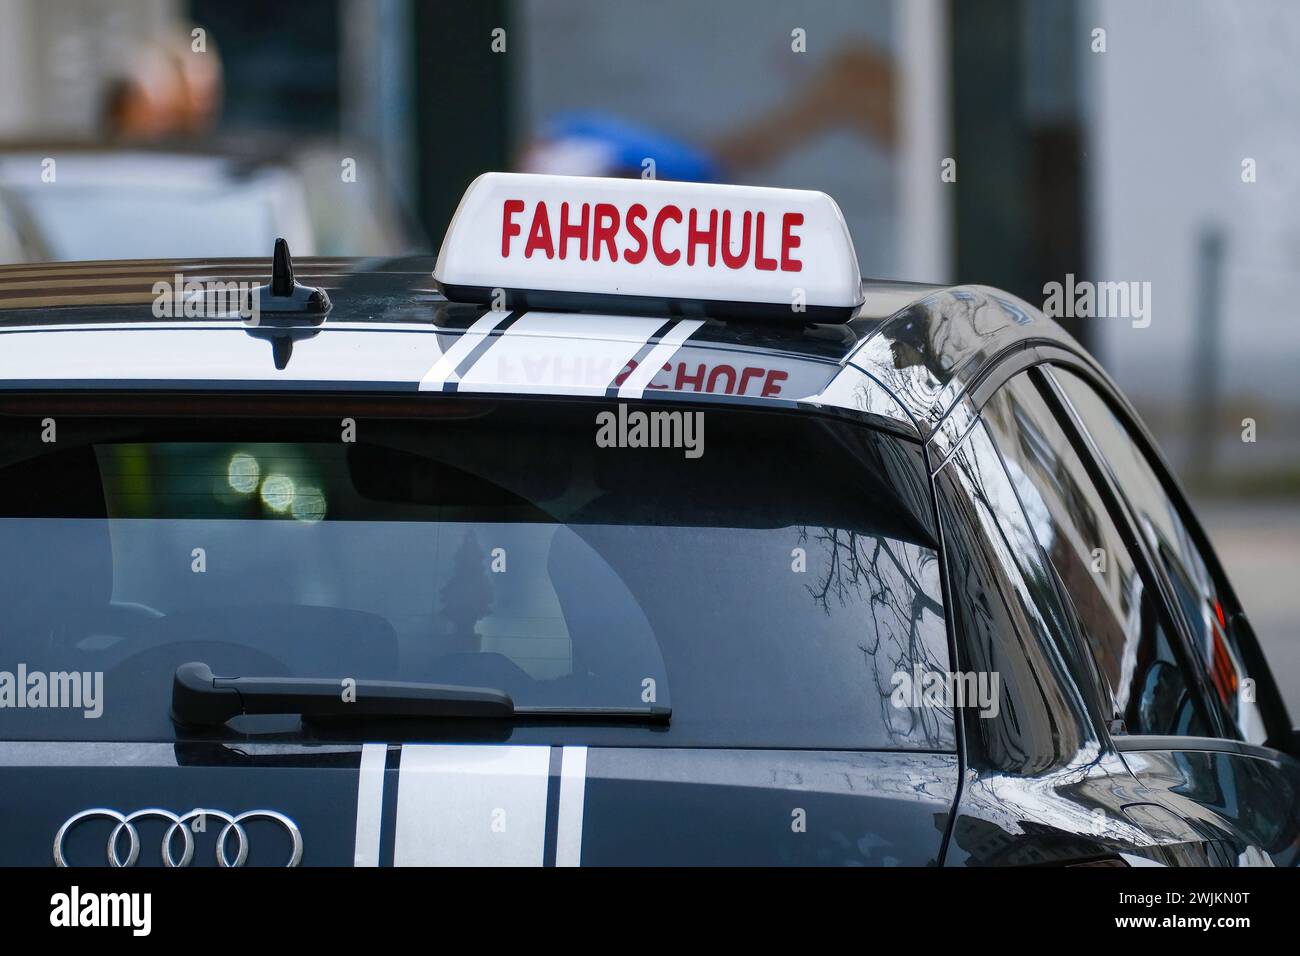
0 0 1295 701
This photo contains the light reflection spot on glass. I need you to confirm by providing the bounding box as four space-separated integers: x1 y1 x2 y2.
260 474 295 513
292 485 327 523
226 452 260 494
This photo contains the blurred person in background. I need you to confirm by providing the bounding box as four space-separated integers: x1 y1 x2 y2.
102 27 223 142
519 44 896 182
0 18 419 263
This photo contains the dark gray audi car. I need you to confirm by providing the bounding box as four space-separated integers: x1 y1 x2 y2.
0 236 1295 867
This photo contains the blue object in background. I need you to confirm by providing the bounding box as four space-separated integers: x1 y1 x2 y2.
541 112 722 182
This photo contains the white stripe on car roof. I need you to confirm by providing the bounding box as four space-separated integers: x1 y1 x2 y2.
454 313 667 396
617 320 705 400
417 311 514 391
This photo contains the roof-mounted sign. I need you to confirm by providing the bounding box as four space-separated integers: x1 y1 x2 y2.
433 173 864 322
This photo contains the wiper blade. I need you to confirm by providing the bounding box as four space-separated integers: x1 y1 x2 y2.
510 704 671 723
170 662 671 727
171 661 512 728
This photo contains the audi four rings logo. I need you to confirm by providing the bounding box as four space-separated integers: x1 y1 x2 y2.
54 808 303 867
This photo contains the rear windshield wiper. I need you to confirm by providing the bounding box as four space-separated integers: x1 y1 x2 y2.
171 662 671 728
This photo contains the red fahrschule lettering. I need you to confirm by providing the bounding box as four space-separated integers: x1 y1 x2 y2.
501 199 804 272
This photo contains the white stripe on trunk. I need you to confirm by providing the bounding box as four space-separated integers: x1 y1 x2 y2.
555 746 588 867
394 745 551 866
353 743 387 867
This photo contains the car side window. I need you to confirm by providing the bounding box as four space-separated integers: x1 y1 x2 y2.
936 417 1102 774
1046 366 1264 744
981 371 1213 738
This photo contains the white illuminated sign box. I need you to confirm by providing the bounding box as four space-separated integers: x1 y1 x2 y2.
434 173 865 321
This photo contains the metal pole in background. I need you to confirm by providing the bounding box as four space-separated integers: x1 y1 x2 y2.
412 0 512 245
898 0 953 285
341 0 416 214
950 0 1089 349
1189 225 1225 485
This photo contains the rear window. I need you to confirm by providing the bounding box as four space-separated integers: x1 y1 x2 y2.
0 397 948 749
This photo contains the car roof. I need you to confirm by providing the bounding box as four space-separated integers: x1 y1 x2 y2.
0 255 1092 442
